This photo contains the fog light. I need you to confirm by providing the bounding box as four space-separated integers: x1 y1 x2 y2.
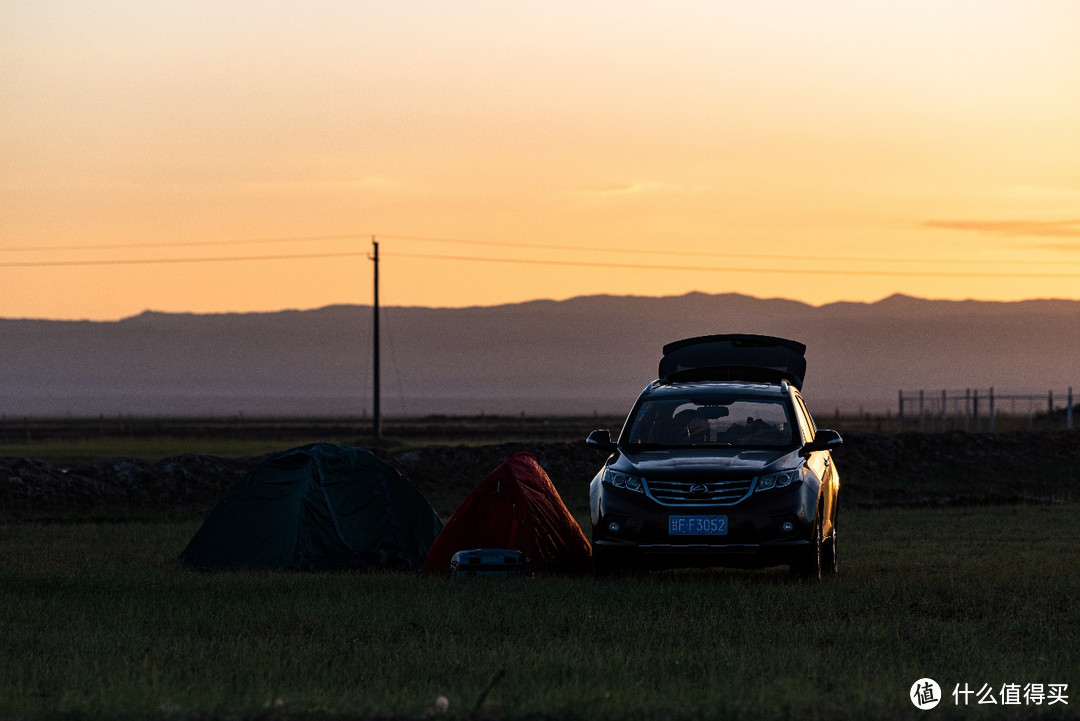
781 521 795 533
607 521 622 535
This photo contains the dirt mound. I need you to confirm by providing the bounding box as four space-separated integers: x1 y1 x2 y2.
836 430 1080 505
0 441 605 521
1 454 256 519
3 431 1078 520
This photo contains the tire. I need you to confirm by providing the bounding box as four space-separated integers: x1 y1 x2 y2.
790 513 823 581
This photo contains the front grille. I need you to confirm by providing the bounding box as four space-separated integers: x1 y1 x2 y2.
645 477 753 506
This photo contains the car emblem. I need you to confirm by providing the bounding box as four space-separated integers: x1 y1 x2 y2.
689 483 709 494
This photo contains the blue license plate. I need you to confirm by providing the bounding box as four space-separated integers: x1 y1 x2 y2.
669 515 728 535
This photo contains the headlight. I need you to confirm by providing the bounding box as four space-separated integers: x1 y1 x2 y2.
604 469 645 493
756 469 800 492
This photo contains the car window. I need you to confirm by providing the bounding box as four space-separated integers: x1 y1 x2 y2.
625 396 796 448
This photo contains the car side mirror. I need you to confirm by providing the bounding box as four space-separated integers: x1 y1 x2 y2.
586 429 617 451
802 429 843 454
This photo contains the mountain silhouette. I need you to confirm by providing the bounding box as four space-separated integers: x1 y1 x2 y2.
3 292 1078 416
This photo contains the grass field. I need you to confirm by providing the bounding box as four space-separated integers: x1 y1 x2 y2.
2 505 1078 720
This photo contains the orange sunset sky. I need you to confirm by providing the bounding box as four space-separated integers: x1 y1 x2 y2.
3 1 1080 321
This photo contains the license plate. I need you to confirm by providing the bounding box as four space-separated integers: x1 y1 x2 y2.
669 515 728 535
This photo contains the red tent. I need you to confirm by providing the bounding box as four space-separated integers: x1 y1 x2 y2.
420 452 592 575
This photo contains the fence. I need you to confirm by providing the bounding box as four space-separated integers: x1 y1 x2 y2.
897 388 1075 432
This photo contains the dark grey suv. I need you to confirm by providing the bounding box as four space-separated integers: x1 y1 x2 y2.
587 334 842 578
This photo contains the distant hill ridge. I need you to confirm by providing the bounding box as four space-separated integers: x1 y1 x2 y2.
3 292 1079 416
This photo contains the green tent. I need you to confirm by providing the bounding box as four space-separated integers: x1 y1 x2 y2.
179 443 443 571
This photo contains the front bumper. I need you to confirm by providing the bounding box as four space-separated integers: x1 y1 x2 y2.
591 480 817 570
592 538 811 570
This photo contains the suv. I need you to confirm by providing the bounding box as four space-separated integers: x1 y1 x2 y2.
586 334 842 578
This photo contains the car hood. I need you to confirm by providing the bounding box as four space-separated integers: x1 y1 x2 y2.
614 447 800 476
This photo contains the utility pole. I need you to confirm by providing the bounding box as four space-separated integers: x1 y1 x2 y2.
370 236 381 440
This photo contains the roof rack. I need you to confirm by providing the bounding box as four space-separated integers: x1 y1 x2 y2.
658 334 807 390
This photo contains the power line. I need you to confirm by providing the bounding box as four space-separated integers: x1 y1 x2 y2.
0 251 371 267
378 233 1080 267
5 236 1080 279
6 230 1080 267
0 234 364 253
383 251 1080 279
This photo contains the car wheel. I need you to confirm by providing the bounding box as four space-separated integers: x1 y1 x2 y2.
790 513 823 581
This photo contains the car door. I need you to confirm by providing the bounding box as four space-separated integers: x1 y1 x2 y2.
792 393 837 540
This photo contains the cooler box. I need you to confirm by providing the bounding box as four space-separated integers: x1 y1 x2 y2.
449 548 525 578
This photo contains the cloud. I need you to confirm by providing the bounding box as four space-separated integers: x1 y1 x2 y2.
337 176 401 189
1002 186 1080 201
923 219 1080 238
1036 242 1080 254
581 182 669 197
576 182 710 199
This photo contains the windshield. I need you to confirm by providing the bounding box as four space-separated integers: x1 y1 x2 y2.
623 395 796 449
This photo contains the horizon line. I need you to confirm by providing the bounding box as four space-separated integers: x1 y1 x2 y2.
7 290 1080 323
